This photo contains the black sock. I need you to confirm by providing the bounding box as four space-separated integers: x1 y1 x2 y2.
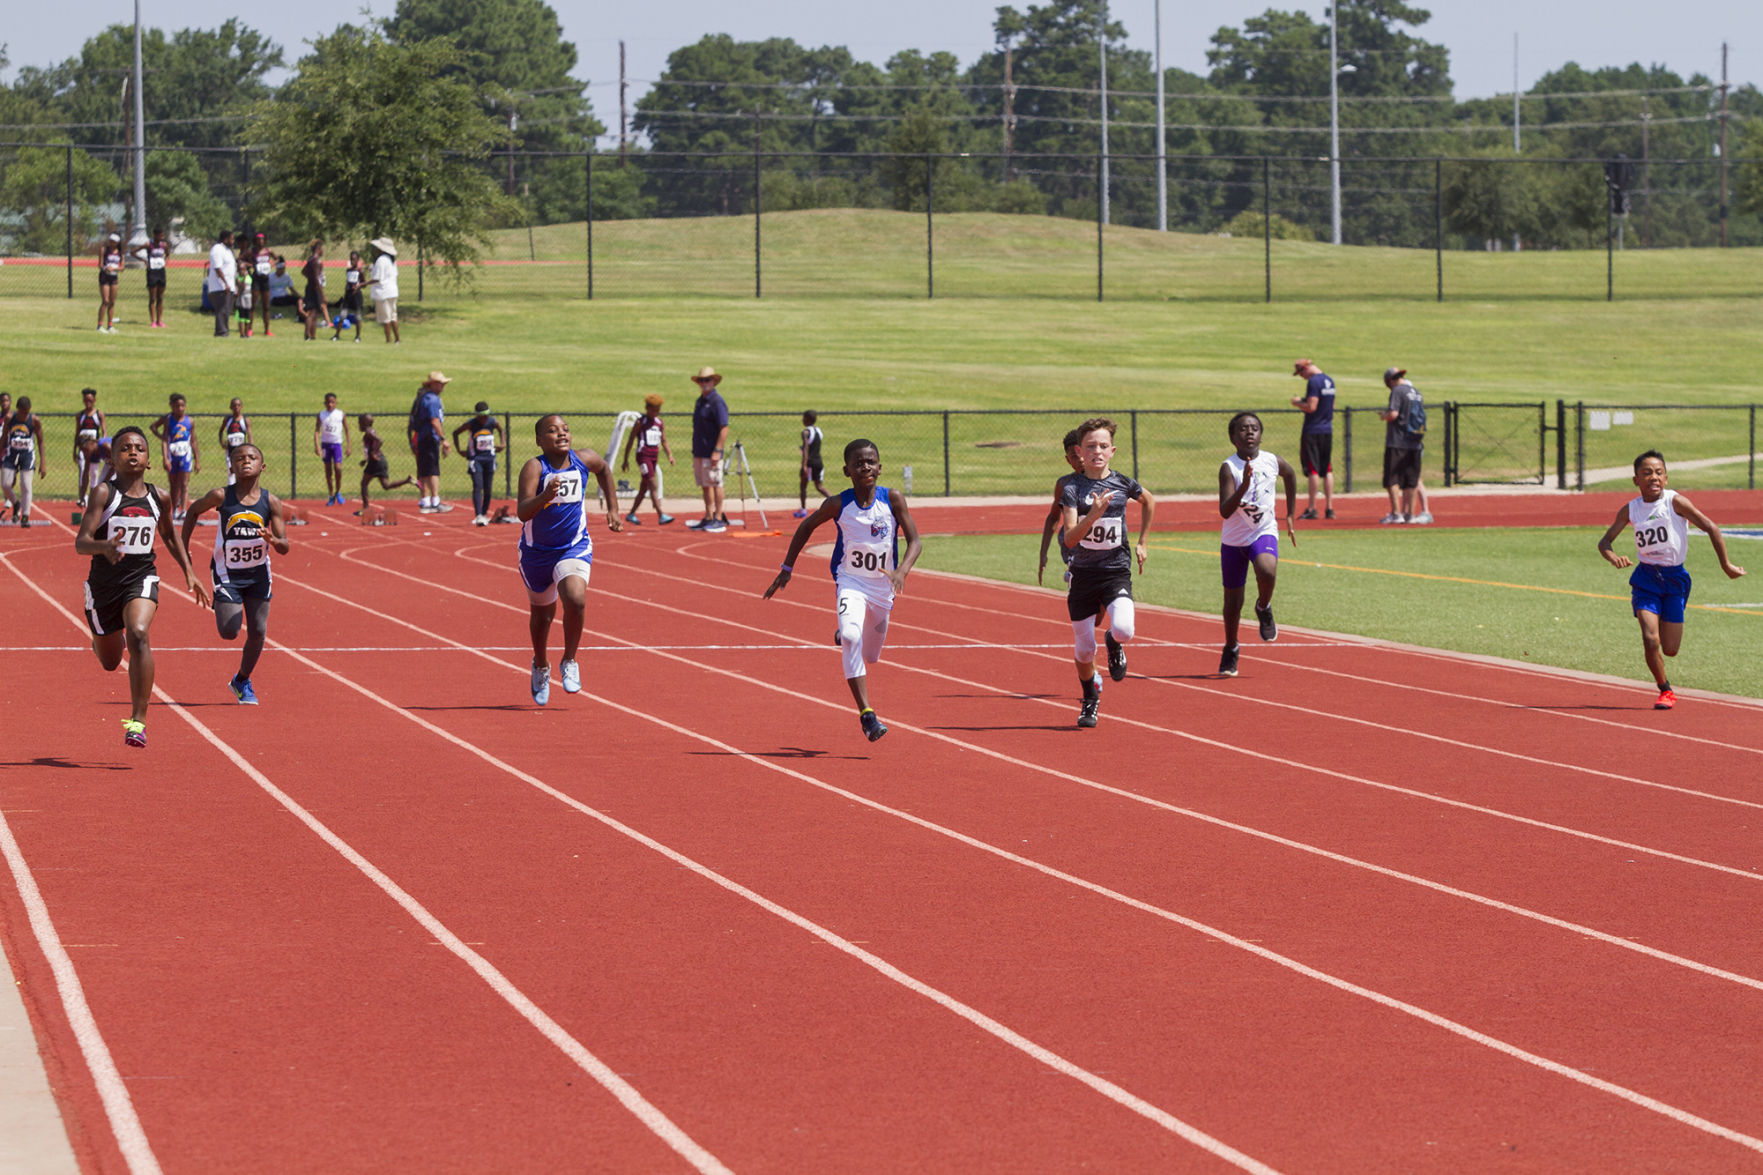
1082 677 1100 700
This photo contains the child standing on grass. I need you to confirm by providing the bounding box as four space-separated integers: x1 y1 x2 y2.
331 251 365 341
619 394 675 525
74 426 209 748
765 439 922 742
1597 449 1745 710
795 411 829 518
181 444 290 705
356 414 414 512
1037 427 1084 585
315 393 352 506
1060 418 1154 728
516 415 623 706
1216 412 1299 679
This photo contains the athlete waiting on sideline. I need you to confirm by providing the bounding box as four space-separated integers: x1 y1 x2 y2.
182 444 289 706
73 426 209 748
73 388 106 502
96 231 124 332
356 415 414 513
150 393 199 524
516 415 623 706
2 396 47 527
315 392 353 506
131 226 170 329
619 394 675 525
452 401 506 526
795 411 829 518
1037 428 1084 585
1217 412 1299 679
764 438 922 743
1597 449 1745 711
1060 417 1155 729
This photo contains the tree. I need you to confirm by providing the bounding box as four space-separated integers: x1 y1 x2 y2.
248 23 516 273
144 150 230 242
0 145 119 255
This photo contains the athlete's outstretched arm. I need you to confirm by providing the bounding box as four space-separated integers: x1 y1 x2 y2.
1673 494 1746 579
1133 489 1156 572
179 488 226 555
515 458 556 523
157 486 210 608
579 448 624 532
1276 456 1299 548
266 493 291 556
73 483 118 560
1597 506 1633 568
889 491 924 595
763 497 839 598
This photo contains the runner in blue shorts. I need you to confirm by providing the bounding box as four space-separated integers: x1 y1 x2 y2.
1217 412 1298 678
150 393 199 524
1597 449 1744 710
516 414 622 705
182 444 290 705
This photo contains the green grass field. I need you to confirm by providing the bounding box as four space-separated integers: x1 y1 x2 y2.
917 525 1763 699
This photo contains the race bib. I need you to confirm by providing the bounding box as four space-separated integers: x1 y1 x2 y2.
256 257 272 275
474 433 495 453
1078 515 1123 551
844 545 891 578
643 426 663 448
546 471 583 504
111 519 155 555
346 269 360 284
9 433 34 453
169 440 192 459
77 428 98 443
225 538 268 568
148 256 165 271
1635 524 1674 557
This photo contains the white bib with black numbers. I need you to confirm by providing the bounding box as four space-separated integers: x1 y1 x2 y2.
1630 490 1689 567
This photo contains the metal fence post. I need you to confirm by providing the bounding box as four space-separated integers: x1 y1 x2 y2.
1262 156 1271 304
1434 157 1443 303
1555 399 1567 490
1342 407 1352 493
585 151 594 300
753 117 762 299
1442 403 1454 488
505 411 514 497
1096 153 1104 303
925 153 934 300
289 413 298 498
1129 410 1139 481
1536 401 1547 486
942 411 951 497
1751 404 1756 491
1605 201 1613 303
1575 401 1586 490
417 240 423 302
66 144 74 299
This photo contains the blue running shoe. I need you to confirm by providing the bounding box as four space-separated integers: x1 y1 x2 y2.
860 709 887 742
230 676 259 705
531 663 550 706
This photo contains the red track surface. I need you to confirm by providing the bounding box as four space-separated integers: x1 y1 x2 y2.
4 498 1763 1173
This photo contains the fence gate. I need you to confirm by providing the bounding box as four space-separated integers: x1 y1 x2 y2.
1445 401 1547 486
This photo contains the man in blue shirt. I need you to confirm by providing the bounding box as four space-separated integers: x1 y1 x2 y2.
1290 358 1336 520
408 371 454 513
688 366 730 532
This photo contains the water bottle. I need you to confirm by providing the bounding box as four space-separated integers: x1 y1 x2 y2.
902 464 914 494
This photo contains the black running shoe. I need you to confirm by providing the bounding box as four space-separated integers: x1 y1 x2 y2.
1255 604 1278 642
1219 645 1240 677
860 709 888 742
1324 508 1336 520
1105 632 1127 682
1297 507 1318 521
1078 695 1100 728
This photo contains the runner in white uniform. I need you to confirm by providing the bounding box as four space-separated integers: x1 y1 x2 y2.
313 394 351 506
1216 412 1298 678
765 438 922 742
1597 449 1745 709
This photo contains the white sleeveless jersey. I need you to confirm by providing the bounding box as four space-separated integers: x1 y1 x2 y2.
318 408 345 445
1221 451 1280 547
830 488 896 586
1629 490 1689 567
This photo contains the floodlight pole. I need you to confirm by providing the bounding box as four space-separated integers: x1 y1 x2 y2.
130 0 147 246
1098 0 1110 226
1155 0 1166 231
1329 2 1341 245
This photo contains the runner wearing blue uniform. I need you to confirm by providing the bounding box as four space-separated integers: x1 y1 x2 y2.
765 438 922 742
183 444 290 705
2 397 46 527
1597 450 1745 710
516 415 622 705
150 393 199 524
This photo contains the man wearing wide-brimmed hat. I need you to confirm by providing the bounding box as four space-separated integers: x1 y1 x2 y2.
409 370 454 512
688 366 730 531
369 237 400 344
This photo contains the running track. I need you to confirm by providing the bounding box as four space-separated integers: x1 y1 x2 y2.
3 504 1763 1173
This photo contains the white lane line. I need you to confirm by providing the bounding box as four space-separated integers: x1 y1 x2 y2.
0 557 732 1175
263 572 1282 1172
302 546 1763 1157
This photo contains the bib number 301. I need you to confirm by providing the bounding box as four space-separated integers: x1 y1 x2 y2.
848 549 889 574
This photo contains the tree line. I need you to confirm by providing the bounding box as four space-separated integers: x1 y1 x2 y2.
2 0 1760 264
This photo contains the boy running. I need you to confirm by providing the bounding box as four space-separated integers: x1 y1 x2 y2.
1217 412 1299 678
1037 427 1084 585
356 414 413 512
1060 418 1155 728
516 415 623 706
795 411 829 518
764 438 922 742
74 426 209 747
1597 449 1745 710
150 393 199 524
182 444 290 705
314 393 352 506
619 394 675 525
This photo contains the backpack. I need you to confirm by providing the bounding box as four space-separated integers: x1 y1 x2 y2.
1402 388 1427 438
407 392 428 438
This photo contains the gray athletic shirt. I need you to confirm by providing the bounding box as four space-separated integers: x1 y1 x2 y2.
1060 471 1143 573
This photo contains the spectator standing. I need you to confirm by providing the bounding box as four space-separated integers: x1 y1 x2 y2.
131 227 170 329
300 240 327 341
1289 358 1336 520
332 251 366 341
452 401 505 526
207 230 237 337
408 372 453 513
246 233 281 336
369 238 401 344
96 232 124 333
1379 366 1432 525
687 366 729 532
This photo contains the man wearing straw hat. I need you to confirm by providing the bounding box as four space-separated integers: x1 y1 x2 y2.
369 237 401 344
688 366 730 532
409 371 453 513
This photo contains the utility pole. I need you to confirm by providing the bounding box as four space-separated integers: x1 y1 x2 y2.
1641 96 1651 248
507 109 518 196
1098 0 1110 226
1329 1 1341 245
619 40 629 167
1719 40 1729 247
1155 0 1166 231
1003 45 1015 182
129 0 147 247
1512 33 1520 252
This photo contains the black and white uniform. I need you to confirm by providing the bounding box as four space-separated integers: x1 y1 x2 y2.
211 485 274 604
1060 470 1142 658
221 416 250 485
84 484 163 635
144 241 168 288
829 487 898 680
802 425 825 482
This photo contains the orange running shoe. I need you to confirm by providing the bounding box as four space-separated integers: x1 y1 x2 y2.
1654 688 1676 711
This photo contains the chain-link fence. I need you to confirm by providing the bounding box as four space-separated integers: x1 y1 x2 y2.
4 143 1757 304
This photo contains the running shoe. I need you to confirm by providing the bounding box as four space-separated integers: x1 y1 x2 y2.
1255 604 1278 642
1378 512 1404 525
472 515 488 527
1655 687 1676 711
560 659 581 694
1325 508 1336 520
625 512 643 525
229 676 259 705
1297 507 1319 521
1105 632 1127 682
419 504 439 514
1412 512 1433 525
658 513 675 525
531 663 550 706
1219 644 1241 677
122 719 146 748
792 509 809 518
432 502 455 513
860 709 888 742
686 518 709 530
1077 695 1100 728
703 519 728 532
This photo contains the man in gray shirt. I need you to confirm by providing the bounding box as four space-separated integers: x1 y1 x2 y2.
1378 367 1432 524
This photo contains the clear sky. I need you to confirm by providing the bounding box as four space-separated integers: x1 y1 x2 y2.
3 0 1755 138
